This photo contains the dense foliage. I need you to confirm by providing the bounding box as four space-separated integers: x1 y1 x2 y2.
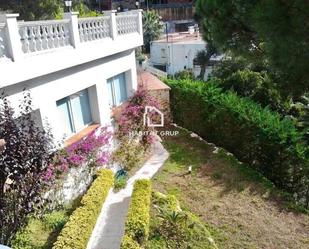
0 0 99 20
195 0 309 97
165 78 309 207
142 10 163 53
121 179 151 248
0 92 54 245
121 235 141 249
52 169 113 249
212 62 285 112
194 43 218 80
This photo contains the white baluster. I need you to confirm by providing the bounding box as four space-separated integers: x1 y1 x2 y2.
29 27 36 52
42 25 48 50
54 24 60 48
36 25 43 51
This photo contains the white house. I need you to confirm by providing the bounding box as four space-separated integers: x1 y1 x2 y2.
0 10 143 146
150 32 205 75
149 31 222 80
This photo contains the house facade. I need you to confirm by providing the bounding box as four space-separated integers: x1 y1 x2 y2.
150 32 205 75
0 10 143 146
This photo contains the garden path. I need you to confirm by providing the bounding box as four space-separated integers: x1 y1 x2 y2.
87 140 169 249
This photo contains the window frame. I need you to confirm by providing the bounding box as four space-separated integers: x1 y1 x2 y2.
107 72 128 108
56 89 93 137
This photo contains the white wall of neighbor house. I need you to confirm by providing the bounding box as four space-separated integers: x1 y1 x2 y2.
150 40 205 75
2 49 138 143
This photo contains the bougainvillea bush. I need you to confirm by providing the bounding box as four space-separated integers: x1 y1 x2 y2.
113 88 159 170
116 88 159 147
43 127 112 183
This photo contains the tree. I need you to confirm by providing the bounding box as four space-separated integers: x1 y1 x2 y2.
195 0 309 97
142 10 163 53
0 0 62 21
0 0 97 20
194 43 217 79
0 92 54 245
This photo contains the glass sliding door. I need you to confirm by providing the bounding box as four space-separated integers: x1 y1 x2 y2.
70 90 92 132
56 98 74 136
56 88 93 137
107 72 128 107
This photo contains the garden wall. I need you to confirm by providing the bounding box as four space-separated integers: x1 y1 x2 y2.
138 71 171 123
45 164 95 205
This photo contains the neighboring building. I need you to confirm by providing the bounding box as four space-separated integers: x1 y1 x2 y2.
150 31 222 80
149 0 194 32
150 32 205 75
0 10 143 146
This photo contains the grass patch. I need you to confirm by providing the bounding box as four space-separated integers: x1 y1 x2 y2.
152 125 309 249
12 209 70 249
146 191 218 249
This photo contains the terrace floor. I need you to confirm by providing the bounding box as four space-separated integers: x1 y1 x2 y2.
152 125 309 249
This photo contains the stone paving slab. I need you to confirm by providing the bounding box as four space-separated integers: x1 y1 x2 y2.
87 141 169 249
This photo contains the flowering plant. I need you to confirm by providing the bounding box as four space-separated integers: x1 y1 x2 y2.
42 127 112 182
116 87 159 148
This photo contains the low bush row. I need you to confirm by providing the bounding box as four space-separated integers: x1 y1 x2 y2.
121 179 151 248
52 169 113 249
165 78 309 206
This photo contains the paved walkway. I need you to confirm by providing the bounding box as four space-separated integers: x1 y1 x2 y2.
87 140 169 249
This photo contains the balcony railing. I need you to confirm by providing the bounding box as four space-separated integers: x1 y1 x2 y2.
78 16 111 43
0 10 142 62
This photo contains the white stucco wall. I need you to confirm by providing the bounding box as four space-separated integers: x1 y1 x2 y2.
1 49 138 143
150 39 205 75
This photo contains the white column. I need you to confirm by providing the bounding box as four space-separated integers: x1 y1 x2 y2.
0 14 23 61
103 10 117 40
63 12 80 48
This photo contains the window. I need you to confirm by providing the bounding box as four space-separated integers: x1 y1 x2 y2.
161 48 166 58
56 89 92 136
107 72 127 107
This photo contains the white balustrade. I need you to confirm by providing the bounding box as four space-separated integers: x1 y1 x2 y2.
18 20 71 53
0 10 142 61
116 12 139 35
78 16 111 43
0 23 7 58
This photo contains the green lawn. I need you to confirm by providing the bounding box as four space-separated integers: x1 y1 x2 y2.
152 126 309 249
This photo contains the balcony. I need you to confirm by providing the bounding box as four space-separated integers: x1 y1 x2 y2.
0 10 143 88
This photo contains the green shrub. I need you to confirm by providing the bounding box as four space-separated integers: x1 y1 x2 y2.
43 211 68 231
120 235 141 249
52 169 113 249
114 175 127 191
174 70 195 80
123 180 151 246
11 228 32 249
112 139 145 171
165 78 309 206
152 192 180 211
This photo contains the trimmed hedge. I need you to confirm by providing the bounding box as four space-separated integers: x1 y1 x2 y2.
52 169 113 249
165 78 309 206
121 179 151 247
120 235 141 249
